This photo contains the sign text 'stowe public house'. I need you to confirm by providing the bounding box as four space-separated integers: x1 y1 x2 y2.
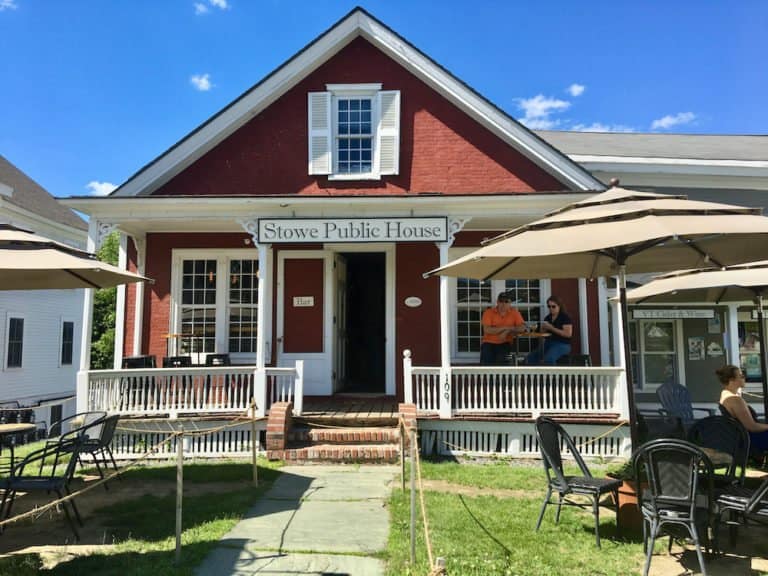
257 217 448 243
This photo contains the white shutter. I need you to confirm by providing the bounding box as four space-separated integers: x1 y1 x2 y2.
308 92 332 175
377 90 400 175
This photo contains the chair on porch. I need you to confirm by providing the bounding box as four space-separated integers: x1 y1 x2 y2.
162 355 192 368
122 355 156 369
534 416 622 547
205 353 231 366
656 381 715 430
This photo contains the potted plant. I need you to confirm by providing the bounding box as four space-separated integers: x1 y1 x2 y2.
607 461 644 536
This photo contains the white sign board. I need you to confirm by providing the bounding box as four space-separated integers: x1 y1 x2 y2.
258 217 448 243
633 309 714 319
293 296 314 307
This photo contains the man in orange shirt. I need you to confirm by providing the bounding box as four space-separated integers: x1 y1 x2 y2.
480 292 526 365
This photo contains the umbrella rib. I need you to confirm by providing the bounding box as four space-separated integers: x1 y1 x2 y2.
483 258 520 281
682 239 726 268
65 270 103 289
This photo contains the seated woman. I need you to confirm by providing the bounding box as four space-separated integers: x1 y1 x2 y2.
525 296 573 365
717 364 768 453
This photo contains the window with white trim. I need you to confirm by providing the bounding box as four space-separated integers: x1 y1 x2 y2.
6 315 24 369
173 251 259 362
449 249 549 361
60 319 74 366
308 84 400 180
629 319 679 390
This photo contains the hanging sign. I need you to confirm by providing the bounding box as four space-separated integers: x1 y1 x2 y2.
632 309 714 319
258 217 448 243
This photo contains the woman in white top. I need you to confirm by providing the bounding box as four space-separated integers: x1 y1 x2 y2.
717 364 768 452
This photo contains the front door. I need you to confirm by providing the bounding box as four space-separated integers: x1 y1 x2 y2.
277 251 332 395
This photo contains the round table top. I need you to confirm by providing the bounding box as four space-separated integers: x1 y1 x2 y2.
0 422 35 435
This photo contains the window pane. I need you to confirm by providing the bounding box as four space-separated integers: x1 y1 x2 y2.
7 318 23 368
61 321 74 365
643 322 674 352
644 354 675 384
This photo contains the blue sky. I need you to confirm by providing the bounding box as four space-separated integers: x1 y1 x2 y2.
1 0 766 199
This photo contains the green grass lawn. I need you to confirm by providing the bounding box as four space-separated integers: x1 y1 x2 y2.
0 460 282 576
386 458 645 576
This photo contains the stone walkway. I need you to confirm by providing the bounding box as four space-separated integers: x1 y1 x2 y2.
196 464 398 576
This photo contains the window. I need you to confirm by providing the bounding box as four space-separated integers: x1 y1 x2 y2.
308 84 400 179
449 252 549 361
629 319 679 390
60 320 74 366
738 317 762 382
6 316 24 369
174 251 259 362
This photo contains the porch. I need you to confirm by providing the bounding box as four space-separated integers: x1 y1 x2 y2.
77 349 630 460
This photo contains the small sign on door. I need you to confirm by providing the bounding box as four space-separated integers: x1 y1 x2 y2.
293 296 314 307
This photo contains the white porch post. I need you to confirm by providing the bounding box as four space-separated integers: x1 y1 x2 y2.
597 277 610 366
114 232 128 369
436 217 470 420
131 235 147 356
253 241 270 416
78 219 115 412
726 303 740 366
610 290 630 420
438 242 452 419
578 278 589 355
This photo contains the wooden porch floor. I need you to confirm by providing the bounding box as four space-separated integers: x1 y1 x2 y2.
299 396 399 424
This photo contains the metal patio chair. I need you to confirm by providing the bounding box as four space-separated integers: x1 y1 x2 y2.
79 414 121 488
687 415 749 488
715 475 768 546
534 416 622 547
0 437 84 540
44 411 107 475
633 439 716 576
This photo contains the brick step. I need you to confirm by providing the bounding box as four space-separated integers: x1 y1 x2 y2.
289 426 400 445
267 443 400 463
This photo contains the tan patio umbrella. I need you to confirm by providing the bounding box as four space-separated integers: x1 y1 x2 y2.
625 260 768 417
0 224 150 290
425 186 768 446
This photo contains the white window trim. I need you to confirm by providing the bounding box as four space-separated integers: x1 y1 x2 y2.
630 318 686 392
171 249 260 364
447 246 550 363
59 317 76 367
327 84 381 181
4 312 25 371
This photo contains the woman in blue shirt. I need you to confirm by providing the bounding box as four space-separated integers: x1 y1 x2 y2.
526 295 573 365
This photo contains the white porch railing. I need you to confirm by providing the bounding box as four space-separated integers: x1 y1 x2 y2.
78 362 304 418
403 350 625 419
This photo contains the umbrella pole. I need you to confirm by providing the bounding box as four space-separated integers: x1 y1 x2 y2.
618 265 640 448
757 294 768 419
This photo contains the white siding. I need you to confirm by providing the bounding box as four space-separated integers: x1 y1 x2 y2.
0 289 84 404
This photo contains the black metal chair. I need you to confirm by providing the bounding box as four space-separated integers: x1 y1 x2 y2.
122 355 156 369
718 403 768 466
0 437 84 540
633 439 715 576
162 355 192 368
715 476 768 546
534 416 622 547
79 414 121 488
687 415 749 488
638 412 685 443
205 353 231 366
44 411 107 475
555 354 592 366
656 382 715 430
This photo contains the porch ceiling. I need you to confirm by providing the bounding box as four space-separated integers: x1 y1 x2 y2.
63 192 593 238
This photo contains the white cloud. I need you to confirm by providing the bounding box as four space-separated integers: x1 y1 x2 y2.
0 0 18 11
86 181 117 196
571 122 635 133
651 112 696 130
190 73 213 91
567 83 585 97
195 0 228 13
516 94 570 129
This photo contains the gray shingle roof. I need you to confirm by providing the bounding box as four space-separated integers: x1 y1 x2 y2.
535 131 768 161
0 155 87 230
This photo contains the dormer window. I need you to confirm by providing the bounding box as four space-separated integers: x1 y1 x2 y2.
308 84 400 180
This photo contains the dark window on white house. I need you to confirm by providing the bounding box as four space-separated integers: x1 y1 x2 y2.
61 321 74 365
7 317 24 368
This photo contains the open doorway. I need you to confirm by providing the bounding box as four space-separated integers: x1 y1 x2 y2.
336 252 385 393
